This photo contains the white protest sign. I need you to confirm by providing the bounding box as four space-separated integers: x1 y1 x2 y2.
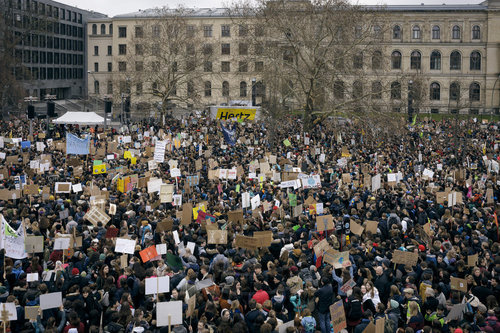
27 273 39 282
115 238 136 254
72 183 82 193
145 276 170 295
40 292 62 310
156 244 167 255
0 303 17 321
53 237 70 250
251 194 261 210
156 301 182 326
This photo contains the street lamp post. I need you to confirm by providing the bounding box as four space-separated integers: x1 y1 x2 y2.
408 80 414 123
88 71 98 112
490 74 500 121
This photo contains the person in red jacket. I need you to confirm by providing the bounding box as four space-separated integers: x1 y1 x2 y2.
251 282 270 305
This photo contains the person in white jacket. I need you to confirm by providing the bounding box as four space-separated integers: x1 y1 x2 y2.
362 281 381 311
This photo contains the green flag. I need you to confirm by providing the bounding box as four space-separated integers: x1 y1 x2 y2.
283 139 291 147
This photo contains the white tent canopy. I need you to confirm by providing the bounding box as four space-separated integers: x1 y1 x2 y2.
52 112 104 125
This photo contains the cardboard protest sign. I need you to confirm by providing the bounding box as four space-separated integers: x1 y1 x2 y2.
365 220 378 234
235 234 260 249
323 250 351 269
313 239 330 257
139 245 158 263
467 254 478 267
160 184 174 203
227 209 244 224
0 303 17 321
340 279 356 294
156 301 182 326
187 295 196 318
23 184 39 196
181 202 193 225
207 230 228 244
330 300 347 333
53 237 71 250
392 250 419 267
316 215 334 232
450 276 468 292
156 219 173 232
254 231 273 247
54 182 71 193
350 220 364 236
25 306 39 321
25 236 44 253
84 206 111 227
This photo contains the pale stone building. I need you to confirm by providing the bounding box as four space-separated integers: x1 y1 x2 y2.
87 0 500 116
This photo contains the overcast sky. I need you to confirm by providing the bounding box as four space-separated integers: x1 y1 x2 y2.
57 0 483 17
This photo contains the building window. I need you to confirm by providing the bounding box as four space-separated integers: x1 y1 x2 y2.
450 51 461 70
186 25 195 37
472 25 480 40
355 25 362 39
109 24 113 34
107 46 112 55
240 81 247 97
204 81 211 97
372 51 382 70
452 25 461 39
135 61 143 71
107 81 113 94
94 62 99 72
470 51 481 70
239 43 248 55
469 82 480 101
107 62 112 72
353 53 363 69
152 25 160 37
203 44 213 55
412 25 421 39
221 25 230 37
204 61 212 72
255 61 263 72
430 82 440 100
204 25 212 37
450 82 460 101
334 80 344 99
410 51 421 70
222 81 229 97
430 50 441 70
136 83 142 95
135 44 143 55
135 26 143 38
393 25 401 39
94 46 98 55
118 26 127 38
92 24 97 35
432 25 440 39
371 81 382 99
119 44 126 55
238 61 248 72
187 81 195 97
353 81 363 99
221 43 230 55
101 24 106 34
373 25 382 39
94 80 99 94
221 61 230 72
118 61 126 72
239 24 248 37
391 81 401 100
391 51 401 69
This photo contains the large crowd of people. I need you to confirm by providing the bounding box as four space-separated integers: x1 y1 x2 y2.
0 112 498 333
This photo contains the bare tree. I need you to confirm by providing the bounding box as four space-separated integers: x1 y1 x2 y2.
228 0 398 130
0 6 26 118
119 6 215 120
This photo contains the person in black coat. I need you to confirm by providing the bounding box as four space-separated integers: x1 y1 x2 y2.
374 266 390 304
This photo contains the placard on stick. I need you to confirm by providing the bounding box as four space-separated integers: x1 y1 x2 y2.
467 254 478 267
330 300 347 333
228 209 244 224
181 202 193 225
207 230 228 244
55 182 71 193
25 306 39 321
25 235 44 253
156 301 183 326
365 220 378 234
84 206 111 227
40 292 62 310
316 214 334 232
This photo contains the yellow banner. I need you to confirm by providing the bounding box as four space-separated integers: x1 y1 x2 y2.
93 164 107 175
216 108 256 121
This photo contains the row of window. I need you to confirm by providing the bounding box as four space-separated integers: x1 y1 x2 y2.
109 60 264 73
15 66 83 80
22 51 83 65
112 24 263 39
392 50 482 71
91 23 113 35
332 80 481 102
93 80 266 99
13 17 84 38
17 34 84 51
392 24 481 40
9 0 83 23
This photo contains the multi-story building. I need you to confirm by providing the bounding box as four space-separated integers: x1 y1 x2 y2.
87 0 500 116
2 0 106 100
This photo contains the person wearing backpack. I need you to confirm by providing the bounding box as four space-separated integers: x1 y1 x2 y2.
301 308 317 333
386 300 402 333
346 287 364 331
